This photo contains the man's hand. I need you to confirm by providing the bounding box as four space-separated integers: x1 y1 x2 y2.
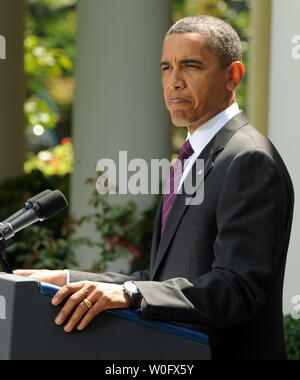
13 269 67 287
52 281 130 332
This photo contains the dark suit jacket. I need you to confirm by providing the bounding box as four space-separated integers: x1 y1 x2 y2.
70 112 294 360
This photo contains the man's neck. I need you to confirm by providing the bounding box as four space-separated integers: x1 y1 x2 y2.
187 101 236 135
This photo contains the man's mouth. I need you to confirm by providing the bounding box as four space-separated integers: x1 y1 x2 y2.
169 98 191 106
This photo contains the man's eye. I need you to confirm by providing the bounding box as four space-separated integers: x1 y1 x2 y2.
162 66 170 71
186 65 200 69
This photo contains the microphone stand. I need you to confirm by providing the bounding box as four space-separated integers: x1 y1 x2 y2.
0 239 13 274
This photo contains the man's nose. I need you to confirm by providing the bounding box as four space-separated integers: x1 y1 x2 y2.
168 70 186 90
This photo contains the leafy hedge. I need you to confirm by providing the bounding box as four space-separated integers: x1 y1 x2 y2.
284 315 300 360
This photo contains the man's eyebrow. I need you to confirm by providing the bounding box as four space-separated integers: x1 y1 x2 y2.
160 59 204 67
180 59 204 66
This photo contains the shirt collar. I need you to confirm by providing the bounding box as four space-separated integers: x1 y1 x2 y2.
186 103 240 157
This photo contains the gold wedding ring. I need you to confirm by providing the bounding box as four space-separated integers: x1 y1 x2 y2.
83 298 92 310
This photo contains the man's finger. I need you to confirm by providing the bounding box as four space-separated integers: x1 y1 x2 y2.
76 299 104 331
52 282 85 306
54 285 91 326
63 294 99 332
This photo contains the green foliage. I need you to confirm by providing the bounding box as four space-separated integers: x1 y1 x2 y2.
24 0 77 140
24 96 59 130
6 225 79 270
25 137 74 176
0 171 79 270
24 34 74 96
284 315 300 360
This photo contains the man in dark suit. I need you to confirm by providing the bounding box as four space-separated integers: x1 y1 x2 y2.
15 16 294 360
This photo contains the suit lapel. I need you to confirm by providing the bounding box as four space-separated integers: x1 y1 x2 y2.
150 111 249 280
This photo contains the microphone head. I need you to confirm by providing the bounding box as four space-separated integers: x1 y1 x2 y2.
26 190 53 208
34 190 68 220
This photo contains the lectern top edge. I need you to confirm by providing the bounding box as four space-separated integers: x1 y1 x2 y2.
0 273 37 284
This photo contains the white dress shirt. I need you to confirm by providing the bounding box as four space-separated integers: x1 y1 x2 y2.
178 102 240 190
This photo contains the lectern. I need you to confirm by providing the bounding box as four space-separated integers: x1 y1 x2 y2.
0 274 211 360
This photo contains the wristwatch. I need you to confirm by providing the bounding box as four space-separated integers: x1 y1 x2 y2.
122 281 142 310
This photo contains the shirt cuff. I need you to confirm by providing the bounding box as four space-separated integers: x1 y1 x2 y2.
64 269 70 284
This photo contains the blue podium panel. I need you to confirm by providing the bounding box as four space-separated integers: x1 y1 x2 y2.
0 274 211 360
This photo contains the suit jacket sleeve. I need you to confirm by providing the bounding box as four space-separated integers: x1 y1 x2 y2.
133 149 288 328
68 269 150 284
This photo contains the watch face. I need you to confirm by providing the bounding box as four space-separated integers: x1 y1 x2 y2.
126 282 137 294
124 282 141 311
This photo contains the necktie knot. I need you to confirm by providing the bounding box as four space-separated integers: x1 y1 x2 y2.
177 139 194 162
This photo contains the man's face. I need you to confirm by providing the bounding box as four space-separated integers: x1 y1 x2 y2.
161 33 231 131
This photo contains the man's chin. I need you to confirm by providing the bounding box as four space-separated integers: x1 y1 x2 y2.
170 111 196 128
171 116 189 128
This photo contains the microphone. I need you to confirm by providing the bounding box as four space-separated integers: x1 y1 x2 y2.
25 190 54 210
1 190 53 225
0 190 68 241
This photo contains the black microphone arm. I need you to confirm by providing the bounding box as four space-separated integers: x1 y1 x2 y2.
1 189 52 225
0 190 68 273
0 208 44 241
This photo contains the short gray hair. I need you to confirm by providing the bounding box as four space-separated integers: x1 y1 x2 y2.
167 15 242 68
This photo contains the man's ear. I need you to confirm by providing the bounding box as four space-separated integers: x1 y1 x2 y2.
226 61 245 91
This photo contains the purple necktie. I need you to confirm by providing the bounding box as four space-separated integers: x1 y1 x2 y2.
161 139 194 234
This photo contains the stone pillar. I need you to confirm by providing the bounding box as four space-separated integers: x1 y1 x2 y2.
247 0 272 136
0 0 25 182
71 0 172 269
268 0 300 315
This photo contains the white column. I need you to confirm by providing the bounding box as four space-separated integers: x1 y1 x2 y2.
71 0 172 269
268 0 300 314
0 0 25 182
248 0 272 136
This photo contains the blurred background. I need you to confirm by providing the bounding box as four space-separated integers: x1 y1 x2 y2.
0 0 299 358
